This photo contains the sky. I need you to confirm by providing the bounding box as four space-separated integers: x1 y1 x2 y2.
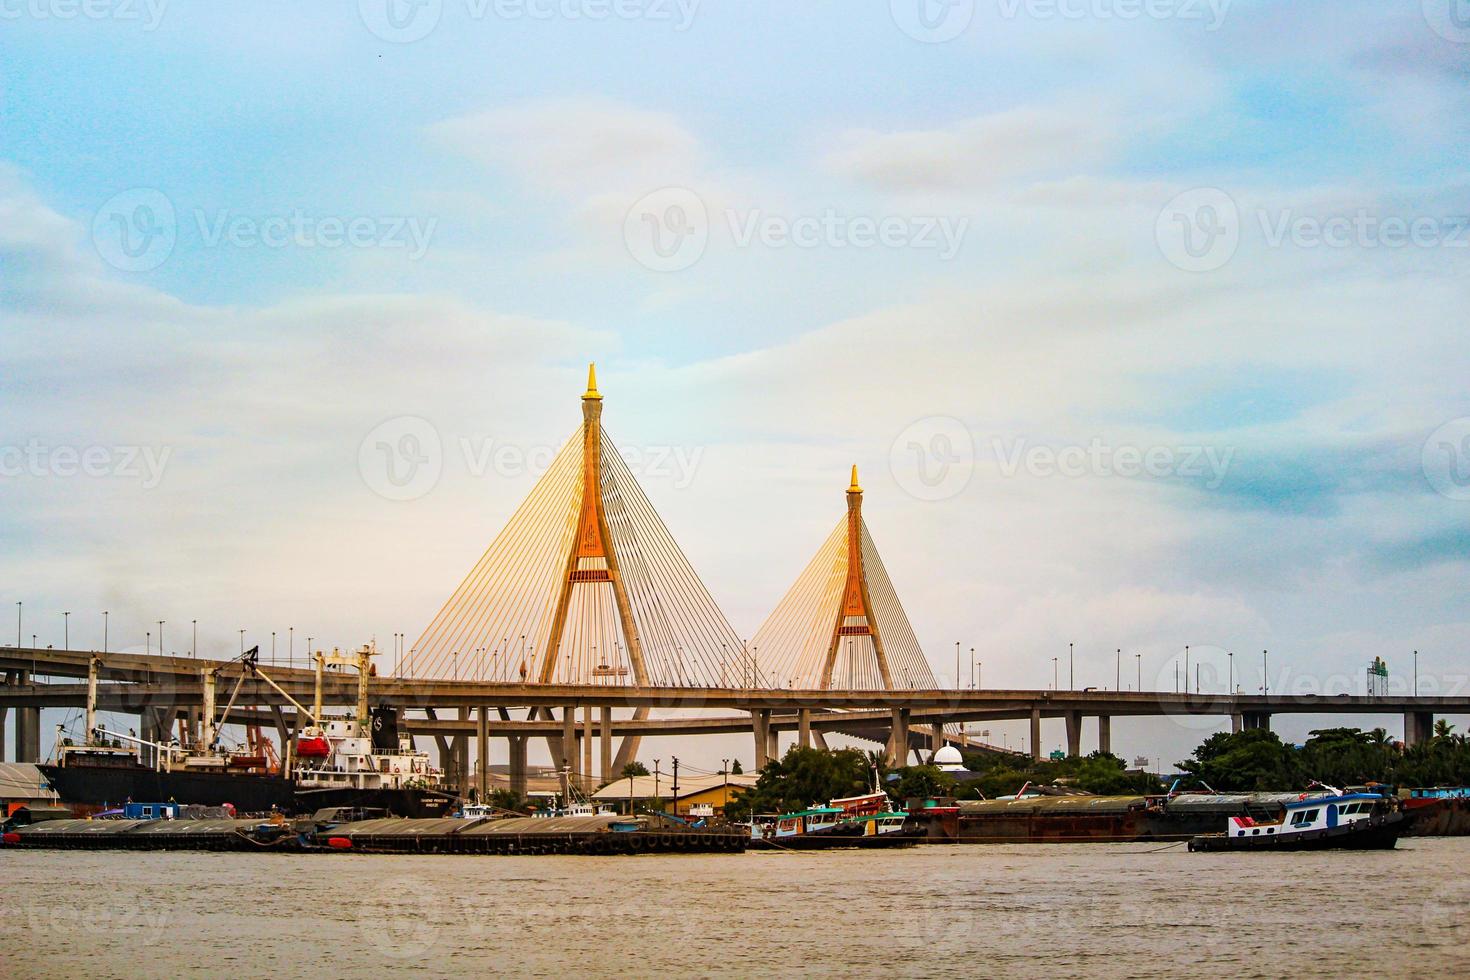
2 0 1468 772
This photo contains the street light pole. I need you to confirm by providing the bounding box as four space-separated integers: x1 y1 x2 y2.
1052 657 1058 690
1135 652 1141 691
103 610 109 654
64 611 69 650
192 620 197 659
1262 650 1269 695
1115 648 1120 690
1413 650 1418 696
1068 642 1074 690
16 601 21 648
158 621 164 657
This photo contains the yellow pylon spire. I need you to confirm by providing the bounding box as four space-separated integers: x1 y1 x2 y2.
584 362 602 400
848 464 861 494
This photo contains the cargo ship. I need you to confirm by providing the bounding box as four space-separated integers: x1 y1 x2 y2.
38 645 453 818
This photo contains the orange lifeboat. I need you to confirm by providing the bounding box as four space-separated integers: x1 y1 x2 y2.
296 726 331 758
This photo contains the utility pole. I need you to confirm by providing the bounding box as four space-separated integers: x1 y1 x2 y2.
721 758 729 816
671 757 680 817
653 759 661 808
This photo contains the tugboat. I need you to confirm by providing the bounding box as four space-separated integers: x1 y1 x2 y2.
749 781 913 849
1188 785 1410 852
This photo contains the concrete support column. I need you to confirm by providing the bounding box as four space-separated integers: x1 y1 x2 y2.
0 705 7 762
885 707 910 767
754 709 772 769
561 705 576 772
16 706 40 764
1097 715 1112 756
582 706 593 792
1029 706 1042 762
798 708 811 749
1231 713 1243 734
1065 711 1082 758
600 706 613 782
476 706 489 802
1241 711 1272 731
508 736 527 799
455 706 470 797
1404 710 1435 747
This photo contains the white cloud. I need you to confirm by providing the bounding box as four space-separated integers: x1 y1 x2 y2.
427 96 703 196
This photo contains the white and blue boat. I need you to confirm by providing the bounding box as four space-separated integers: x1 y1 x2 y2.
1188 785 1409 851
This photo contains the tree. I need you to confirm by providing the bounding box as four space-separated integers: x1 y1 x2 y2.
888 765 955 803
619 761 650 779
1177 729 1299 791
725 746 870 820
730 759 743 775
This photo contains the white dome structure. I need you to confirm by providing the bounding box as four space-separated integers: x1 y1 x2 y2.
933 745 965 772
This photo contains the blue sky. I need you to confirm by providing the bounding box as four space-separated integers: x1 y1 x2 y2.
2 0 1469 767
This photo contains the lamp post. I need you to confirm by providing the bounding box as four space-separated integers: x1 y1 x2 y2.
976 660 982 690
1227 650 1233 694
64 611 69 651
1135 652 1140 691
192 619 197 659
16 601 21 648
1413 650 1418 697
1051 657 1058 690
1262 650 1268 695
158 621 164 657
1115 648 1120 690
1068 642 1074 690
239 629 245 656
103 610 109 654
955 641 960 692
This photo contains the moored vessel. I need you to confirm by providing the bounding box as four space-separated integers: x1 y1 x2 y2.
1188 787 1409 852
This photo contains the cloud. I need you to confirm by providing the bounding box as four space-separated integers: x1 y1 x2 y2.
822 104 1121 193
427 96 703 196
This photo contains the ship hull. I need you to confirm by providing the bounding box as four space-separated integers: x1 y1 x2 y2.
1188 812 1408 852
292 785 457 819
38 762 296 815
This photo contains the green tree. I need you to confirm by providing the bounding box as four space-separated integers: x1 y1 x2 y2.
889 765 955 803
1177 729 1299 791
619 761 650 778
725 746 871 820
730 758 743 775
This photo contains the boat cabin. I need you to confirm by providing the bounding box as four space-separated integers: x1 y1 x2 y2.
1227 793 1385 839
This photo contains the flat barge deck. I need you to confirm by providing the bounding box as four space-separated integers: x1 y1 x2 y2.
2 813 747 855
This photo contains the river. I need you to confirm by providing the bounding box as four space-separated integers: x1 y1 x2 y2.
4 839 1467 977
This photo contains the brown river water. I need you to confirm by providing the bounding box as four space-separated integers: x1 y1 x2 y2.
4 839 1468 978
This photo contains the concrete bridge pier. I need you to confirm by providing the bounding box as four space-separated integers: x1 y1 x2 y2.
0 704 7 760
508 735 527 799
561 705 576 773
1235 711 1272 732
797 708 811 749
600 706 613 782
1404 710 1435 747
15 706 40 763
1097 715 1112 755
1029 706 1042 761
476 707 489 802
885 707 910 768
753 709 772 768
1064 711 1082 757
